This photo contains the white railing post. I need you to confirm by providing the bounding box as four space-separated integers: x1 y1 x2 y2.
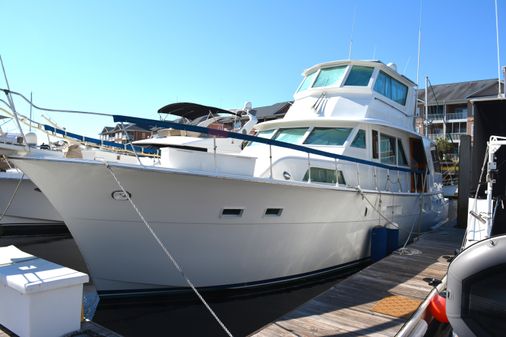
269 144 273 179
213 136 217 172
307 153 311 183
334 158 338 186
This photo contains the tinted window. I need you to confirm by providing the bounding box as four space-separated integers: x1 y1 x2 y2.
273 128 307 144
351 129 366 148
313 66 347 88
344 66 374 86
303 167 345 185
380 133 396 165
373 71 408 105
397 139 408 166
304 128 352 146
372 130 379 159
462 264 506 337
297 71 317 93
247 129 276 147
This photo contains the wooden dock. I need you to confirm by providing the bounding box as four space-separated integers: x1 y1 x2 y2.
251 223 463 337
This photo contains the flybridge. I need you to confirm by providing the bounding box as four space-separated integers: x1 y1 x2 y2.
286 60 417 132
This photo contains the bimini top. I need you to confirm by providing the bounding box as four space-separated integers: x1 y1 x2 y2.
157 102 238 120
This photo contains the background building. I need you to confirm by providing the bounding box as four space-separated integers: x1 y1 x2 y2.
416 79 502 160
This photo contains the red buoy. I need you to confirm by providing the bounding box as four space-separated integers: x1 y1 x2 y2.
429 293 448 323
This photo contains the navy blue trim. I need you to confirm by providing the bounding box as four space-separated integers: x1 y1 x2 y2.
97 257 370 298
43 124 159 155
113 115 422 174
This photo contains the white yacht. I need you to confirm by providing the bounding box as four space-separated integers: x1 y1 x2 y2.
0 126 65 230
0 169 64 227
132 101 258 153
2 60 448 296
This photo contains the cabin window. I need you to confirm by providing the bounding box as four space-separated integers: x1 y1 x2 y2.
372 130 379 159
351 129 366 148
304 128 352 146
312 66 347 88
380 133 397 165
273 128 307 144
344 66 374 86
397 139 408 166
247 129 276 147
373 71 408 105
297 71 317 93
303 167 345 185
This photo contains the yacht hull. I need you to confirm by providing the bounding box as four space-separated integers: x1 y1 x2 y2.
0 171 64 226
11 157 447 295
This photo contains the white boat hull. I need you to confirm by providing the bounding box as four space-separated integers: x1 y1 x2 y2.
11 157 447 295
0 171 64 226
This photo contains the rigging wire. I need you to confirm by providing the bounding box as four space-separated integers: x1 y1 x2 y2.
0 88 114 118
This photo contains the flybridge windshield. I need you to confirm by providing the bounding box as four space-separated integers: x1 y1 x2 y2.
296 64 374 93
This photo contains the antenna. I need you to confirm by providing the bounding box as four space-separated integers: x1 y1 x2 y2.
30 92 33 131
494 0 502 97
416 0 423 86
348 5 357 60
403 56 411 74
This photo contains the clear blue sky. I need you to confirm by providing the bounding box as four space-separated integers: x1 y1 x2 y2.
1 0 505 137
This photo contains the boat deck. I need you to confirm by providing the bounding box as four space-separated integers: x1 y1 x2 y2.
251 222 464 337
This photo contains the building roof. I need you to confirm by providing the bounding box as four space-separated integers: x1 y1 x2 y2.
99 126 115 135
251 101 292 120
417 79 503 105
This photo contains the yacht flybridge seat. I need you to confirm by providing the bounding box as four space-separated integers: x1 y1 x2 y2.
2 60 448 296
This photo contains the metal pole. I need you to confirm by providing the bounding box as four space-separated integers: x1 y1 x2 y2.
424 76 428 137
486 140 496 236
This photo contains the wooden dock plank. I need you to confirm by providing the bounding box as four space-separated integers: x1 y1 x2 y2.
251 223 463 337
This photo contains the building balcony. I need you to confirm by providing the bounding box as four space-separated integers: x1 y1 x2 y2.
428 132 467 141
426 111 467 122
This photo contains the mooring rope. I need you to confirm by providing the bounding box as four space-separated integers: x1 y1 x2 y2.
103 162 234 337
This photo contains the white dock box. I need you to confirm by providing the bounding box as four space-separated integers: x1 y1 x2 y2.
0 245 89 337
